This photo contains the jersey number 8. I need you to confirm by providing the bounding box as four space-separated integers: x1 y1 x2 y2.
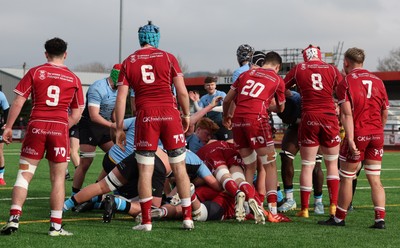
311 73 323 90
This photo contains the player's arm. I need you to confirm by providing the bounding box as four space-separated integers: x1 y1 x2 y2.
189 91 203 112
222 89 236 129
115 85 129 151
340 101 359 155
88 105 113 128
190 96 222 126
68 107 83 129
381 109 388 127
173 76 191 133
2 95 26 144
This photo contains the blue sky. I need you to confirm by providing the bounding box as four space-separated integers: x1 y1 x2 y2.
1 0 399 73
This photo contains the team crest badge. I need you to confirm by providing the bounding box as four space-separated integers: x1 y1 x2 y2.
130 55 137 63
39 70 46 80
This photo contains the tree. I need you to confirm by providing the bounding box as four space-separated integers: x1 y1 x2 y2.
74 62 107 72
216 68 233 76
377 47 400 71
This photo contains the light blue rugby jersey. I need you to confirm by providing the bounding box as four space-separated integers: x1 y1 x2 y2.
0 91 10 110
232 63 250 83
108 117 136 164
198 90 226 123
185 149 212 178
86 78 117 121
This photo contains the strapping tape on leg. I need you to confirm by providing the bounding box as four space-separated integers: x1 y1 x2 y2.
339 169 357 179
231 172 245 181
215 168 230 182
80 151 96 158
168 147 186 164
315 154 323 163
135 152 155 165
14 159 37 189
364 164 381 176
242 150 257 164
280 150 295 160
323 154 339 161
105 171 123 191
260 152 277 165
192 203 208 221
301 160 315 166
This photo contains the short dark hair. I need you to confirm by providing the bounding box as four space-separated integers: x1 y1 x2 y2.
45 37 67 57
264 51 282 66
204 76 218 84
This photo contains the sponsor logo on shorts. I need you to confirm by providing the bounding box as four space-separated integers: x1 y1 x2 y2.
232 122 251 127
331 135 341 143
22 146 38 156
301 138 315 145
54 147 67 157
142 116 173 122
306 121 331 129
137 140 152 147
357 135 381 141
32 128 62 136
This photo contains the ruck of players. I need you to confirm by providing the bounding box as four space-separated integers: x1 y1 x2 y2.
1 21 389 236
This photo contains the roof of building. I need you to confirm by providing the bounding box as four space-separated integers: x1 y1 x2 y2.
0 68 109 86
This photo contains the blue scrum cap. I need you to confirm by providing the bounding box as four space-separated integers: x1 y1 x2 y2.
138 21 160 48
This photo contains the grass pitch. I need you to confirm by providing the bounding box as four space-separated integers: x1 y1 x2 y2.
0 143 399 247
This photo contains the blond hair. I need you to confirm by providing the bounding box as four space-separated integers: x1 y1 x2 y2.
344 47 365 64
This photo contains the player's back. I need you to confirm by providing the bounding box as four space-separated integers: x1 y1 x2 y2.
121 47 181 110
15 63 82 124
287 60 341 115
233 67 283 118
342 68 388 135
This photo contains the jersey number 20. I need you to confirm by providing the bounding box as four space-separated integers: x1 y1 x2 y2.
241 80 265 97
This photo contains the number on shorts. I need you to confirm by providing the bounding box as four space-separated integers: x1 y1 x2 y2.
241 80 265 98
311 73 323 90
141 65 155 84
46 85 60 106
362 80 372 98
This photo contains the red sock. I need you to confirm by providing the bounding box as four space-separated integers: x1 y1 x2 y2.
300 189 311 210
140 198 153 225
223 179 239 197
239 182 255 200
182 205 192 220
327 177 339 205
10 209 22 217
255 194 265 205
266 191 277 204
374 207 386 221
335 206 347 220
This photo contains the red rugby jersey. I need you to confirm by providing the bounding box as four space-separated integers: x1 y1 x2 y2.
336 68 389 135
285 60 342 115
15 63 84 124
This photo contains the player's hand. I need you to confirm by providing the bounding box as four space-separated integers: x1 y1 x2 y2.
189 91 200 102
115 129 126 151
181 116 190 133
2 127 13 144
348 140 360 156
223 116 232 130
211 96 223 107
